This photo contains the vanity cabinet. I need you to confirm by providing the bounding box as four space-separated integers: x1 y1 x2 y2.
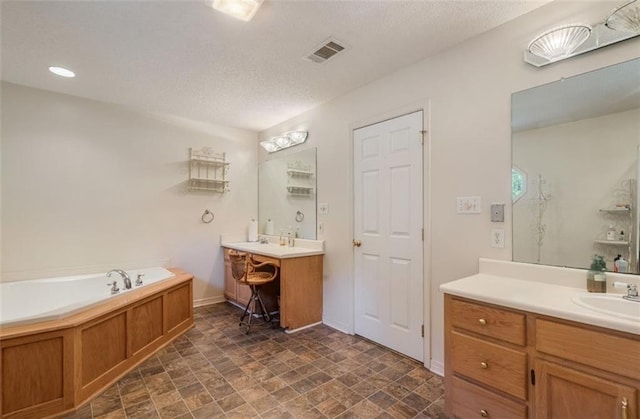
444 295 640 419
223 247 323 331
445 297 528 419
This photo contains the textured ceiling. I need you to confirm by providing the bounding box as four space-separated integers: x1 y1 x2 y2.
2 1 550 131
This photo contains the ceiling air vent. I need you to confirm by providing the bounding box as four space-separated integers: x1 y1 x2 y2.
304 37 349 64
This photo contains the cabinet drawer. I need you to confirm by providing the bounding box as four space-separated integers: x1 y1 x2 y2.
449 376 527 419
536 319 640 380
251 253 281 267
452 331 528 400
451 298 526 346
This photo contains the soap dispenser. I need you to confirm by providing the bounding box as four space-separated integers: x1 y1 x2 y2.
587 254 607 293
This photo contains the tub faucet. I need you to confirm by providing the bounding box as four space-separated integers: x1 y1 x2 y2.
107 269 132 290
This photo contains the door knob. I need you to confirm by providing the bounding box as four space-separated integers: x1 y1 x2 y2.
353 239 362 247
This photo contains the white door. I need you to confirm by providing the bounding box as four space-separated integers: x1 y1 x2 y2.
353 111 424 361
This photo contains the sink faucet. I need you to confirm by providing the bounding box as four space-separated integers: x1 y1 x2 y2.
258 235 270 244
623 284 639 302
107 269 132 290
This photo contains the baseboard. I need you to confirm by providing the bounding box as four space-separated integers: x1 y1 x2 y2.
193 295 226 307
429 359 444 377
322 318 352 335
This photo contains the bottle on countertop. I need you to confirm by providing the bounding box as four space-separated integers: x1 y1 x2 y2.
279 229 286 246
614 254 621 272
606 225 617 241
587 254 607 293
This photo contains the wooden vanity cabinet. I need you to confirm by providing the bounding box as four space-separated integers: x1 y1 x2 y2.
444 294 640 419
223 248 323 331
445 296 529 419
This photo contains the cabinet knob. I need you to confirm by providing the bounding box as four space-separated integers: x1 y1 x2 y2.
480 409 488 417
478 318 487 326
480 361 488 369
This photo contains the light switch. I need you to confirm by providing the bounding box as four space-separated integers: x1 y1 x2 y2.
456 196 481 214
318 202 329 215
490 203 505 222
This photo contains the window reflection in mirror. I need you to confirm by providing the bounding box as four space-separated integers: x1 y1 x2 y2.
258 148 317 240
511 58 640 273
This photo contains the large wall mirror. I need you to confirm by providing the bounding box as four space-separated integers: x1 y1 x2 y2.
259 148 317 240
512 58 640 274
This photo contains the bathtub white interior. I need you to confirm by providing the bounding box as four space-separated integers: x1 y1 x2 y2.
0 267 175 327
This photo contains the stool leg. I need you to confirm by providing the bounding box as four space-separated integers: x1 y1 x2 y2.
255 289 272 323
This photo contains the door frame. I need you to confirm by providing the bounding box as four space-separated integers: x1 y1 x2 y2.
348 100 432 369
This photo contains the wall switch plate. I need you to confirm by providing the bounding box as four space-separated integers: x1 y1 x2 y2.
318 202 329 215
491 228 505 248
490 203 505 222
456 196 481 214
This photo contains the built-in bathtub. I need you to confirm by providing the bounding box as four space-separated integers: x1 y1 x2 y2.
0 267 194 419
1 267 175 327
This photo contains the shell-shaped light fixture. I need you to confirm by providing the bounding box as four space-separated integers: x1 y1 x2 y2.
528 24 592 61
606 0 640 33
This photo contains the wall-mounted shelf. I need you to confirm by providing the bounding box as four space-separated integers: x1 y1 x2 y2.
599 207 631 214
286 161 314 196
189 147 229 192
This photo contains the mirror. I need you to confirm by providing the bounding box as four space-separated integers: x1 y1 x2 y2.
512 58 640 273
259 148 317 240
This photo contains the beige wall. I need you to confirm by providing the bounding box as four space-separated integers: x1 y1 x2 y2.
1 83 258 304
259 1 640 372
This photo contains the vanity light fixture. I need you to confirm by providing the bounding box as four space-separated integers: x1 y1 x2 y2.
528 24 592 61
48 66 75 78
525 0 640 67
260 131 308 153
206 0 263 21
605 0 640 33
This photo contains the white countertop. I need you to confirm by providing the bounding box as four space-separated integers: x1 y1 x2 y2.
440 270 640 336
221 236 324 259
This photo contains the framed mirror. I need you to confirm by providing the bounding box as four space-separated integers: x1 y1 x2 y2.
512 58 640 274
258 148 317 240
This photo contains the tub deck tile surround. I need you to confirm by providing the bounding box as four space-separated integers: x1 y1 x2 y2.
58 303 445 419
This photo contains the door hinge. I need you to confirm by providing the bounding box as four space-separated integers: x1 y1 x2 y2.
419 130 425 145
421 324 424 338
530 369 536 386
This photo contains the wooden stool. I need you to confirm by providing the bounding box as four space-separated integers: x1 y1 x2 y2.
228 250 279 334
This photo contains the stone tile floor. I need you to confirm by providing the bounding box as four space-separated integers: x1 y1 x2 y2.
61 303 445 419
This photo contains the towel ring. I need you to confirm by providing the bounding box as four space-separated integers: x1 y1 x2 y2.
202 209 214 224
295 210 304 222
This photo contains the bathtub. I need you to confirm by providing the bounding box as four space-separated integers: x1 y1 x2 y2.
1 267 193 419
0 266 175 327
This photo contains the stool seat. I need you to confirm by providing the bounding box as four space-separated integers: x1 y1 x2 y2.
228 250 279 334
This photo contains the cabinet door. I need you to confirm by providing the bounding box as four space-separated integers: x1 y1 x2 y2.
223 249 236 300
535 360 637 419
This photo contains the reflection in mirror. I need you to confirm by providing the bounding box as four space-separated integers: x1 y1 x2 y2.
512 58 640 274
259 148 317 240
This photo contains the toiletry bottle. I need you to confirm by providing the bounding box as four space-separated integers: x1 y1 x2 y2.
279 229 285 246
616 256 629 273
587 254 607 293
614 254 621 272
619 230 625 242
606 225 617 241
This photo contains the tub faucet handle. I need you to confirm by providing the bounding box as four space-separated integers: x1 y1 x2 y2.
107 281 120 295
136 273 145 287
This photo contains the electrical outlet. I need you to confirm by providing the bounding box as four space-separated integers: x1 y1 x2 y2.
456 196 481 214
491 228 505 248
318 202 329 215
490 203 505 222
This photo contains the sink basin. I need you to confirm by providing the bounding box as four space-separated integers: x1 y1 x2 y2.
572 294 640 322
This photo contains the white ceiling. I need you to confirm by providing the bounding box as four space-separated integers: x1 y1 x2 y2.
1 0 550 131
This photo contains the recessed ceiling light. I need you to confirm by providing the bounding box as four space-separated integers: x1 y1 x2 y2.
206 0 263 22
48 66 75 78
